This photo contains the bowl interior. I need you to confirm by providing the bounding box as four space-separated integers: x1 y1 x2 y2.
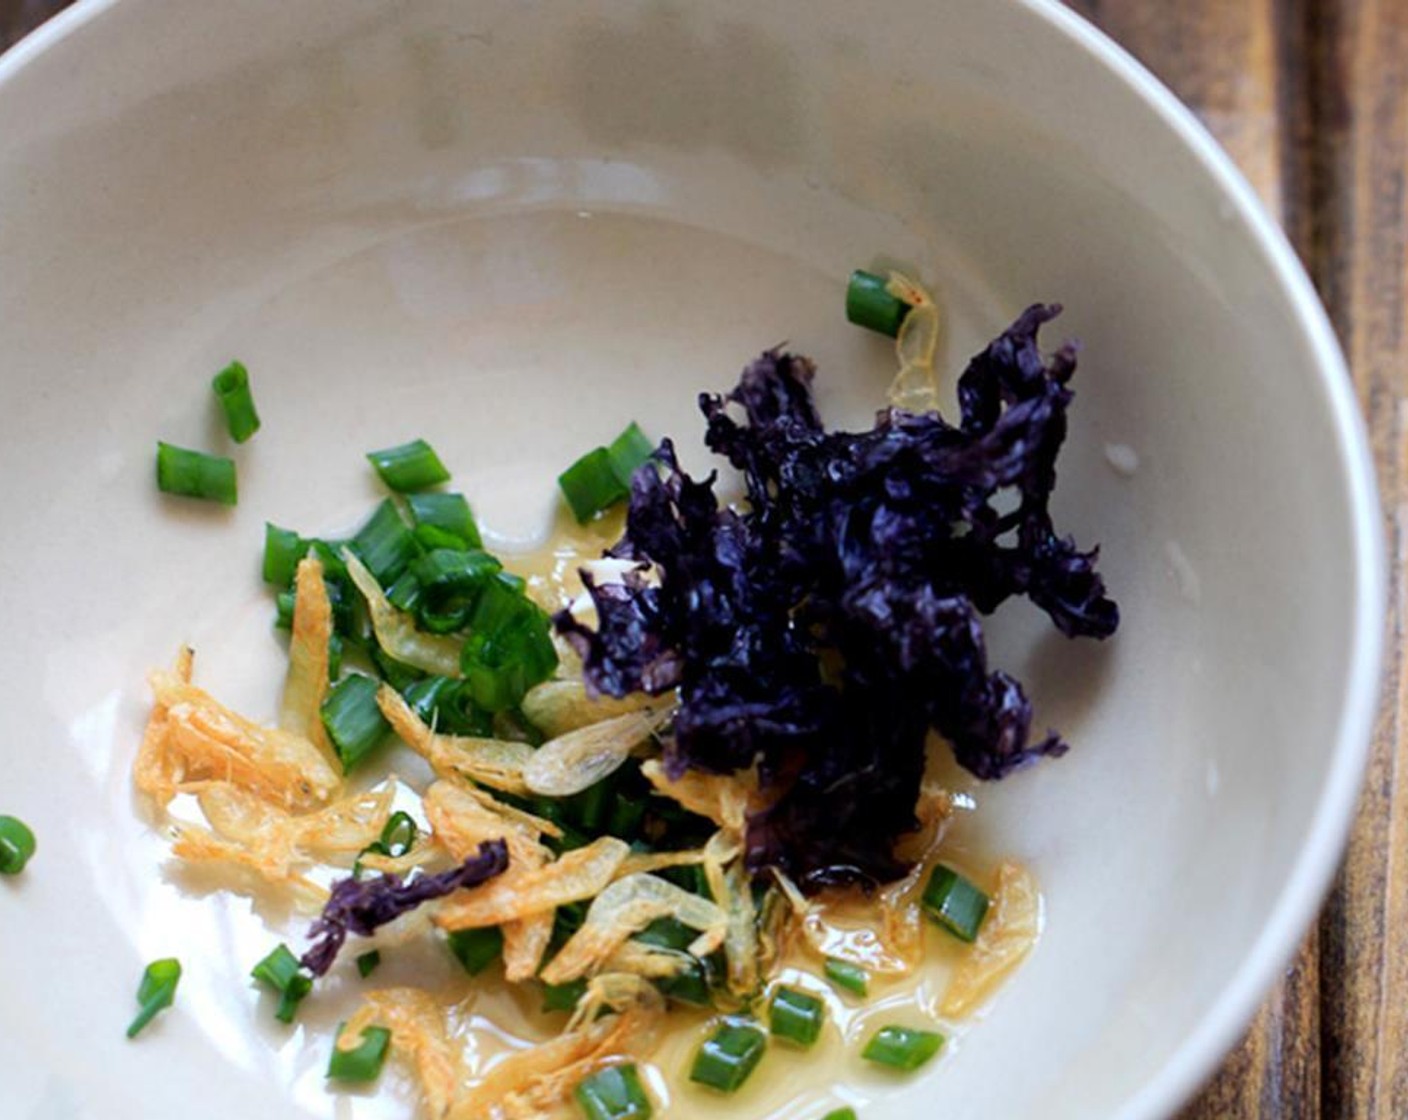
0 2 1378 1118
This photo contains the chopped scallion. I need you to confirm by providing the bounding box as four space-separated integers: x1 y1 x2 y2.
542 977 589 1013
275 589 296 630
767 985 824 1047
371 647 425 692
824 957 868 997
658 956 712 1007
606 794 647 840
412 548 501 634
126 958 182 1039
446 926 503 976
405 491 481 549
356 951 381 979
386 570 424 615
327 1022 391 1082
413 523 468 553
262 524 306 587
0 815 36 875
689 1021 767 1093
606 421 654 488
563 777 612 833
461 594 557 713
211 360 261 443
367 438 451 493
574 1063 654 1120
155 442 237 505
845 269 911 337
821 1110 858 1120
320 673 390 773
379 811 418 858
922 865 990 943
558 446 628 523
350 498 420 585
860 1025 944 1071
250 943 313 1024
411 548 502 596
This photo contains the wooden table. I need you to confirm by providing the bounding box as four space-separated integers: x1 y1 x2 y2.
2 1 1403 1116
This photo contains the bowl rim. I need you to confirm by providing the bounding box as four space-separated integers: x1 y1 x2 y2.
0 2 1387 1118
1018 2 1386 1118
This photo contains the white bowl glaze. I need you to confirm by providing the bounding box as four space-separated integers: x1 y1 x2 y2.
0 2 1383 1119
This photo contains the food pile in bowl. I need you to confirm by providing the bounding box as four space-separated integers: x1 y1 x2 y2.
129 270 1117 1118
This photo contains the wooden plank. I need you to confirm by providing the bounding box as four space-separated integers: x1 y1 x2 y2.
0 0 63 51
1065 0 1286 213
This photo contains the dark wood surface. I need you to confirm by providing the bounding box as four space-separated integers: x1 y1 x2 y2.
3 1 1404 1115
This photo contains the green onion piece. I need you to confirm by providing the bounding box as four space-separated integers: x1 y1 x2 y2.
574 1063 654 1120
660 863 712 900
821 1110 858 1120
351 499 420 585
558 446 629 523
496 570 528 595
356 951 382 979
845 269 911 338
606 422 654 488
649 951 711 1007
320 674 390 773
413 523 469 554
606 794 647 841
401 676 493 737
367 438 451 493
275 589 296 630
250 943 312 1024
860 1025 944 1071
411 548 502 595
467 574 535 636
419 602 469 635
635 917 696 952
250 943 303 990
564 777 613 833
767 986 825 1047
327 1022 391 1082
551 822 594 855
379 811 418 858
823 957 868 997
461 591 558 712
413 548 502 634
542 977 589 1013
406 491 481 549
155 442 237 505
0 815 36 874
307 538 350 582
126 958 182 1039
922 865 990 943
447 926 503 975
328 632 346 681
262 524 306 587
386 570 423 614
372 646 425 691
689 1021 767 1093
211 360 261 443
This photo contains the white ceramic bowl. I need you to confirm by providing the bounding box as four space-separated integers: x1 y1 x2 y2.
0 2 1383 1118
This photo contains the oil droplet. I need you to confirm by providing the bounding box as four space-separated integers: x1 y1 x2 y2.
1103 442 1140 477
1164 540 1202 605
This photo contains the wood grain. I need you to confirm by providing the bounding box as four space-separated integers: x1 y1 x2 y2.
2 0 1404 1116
